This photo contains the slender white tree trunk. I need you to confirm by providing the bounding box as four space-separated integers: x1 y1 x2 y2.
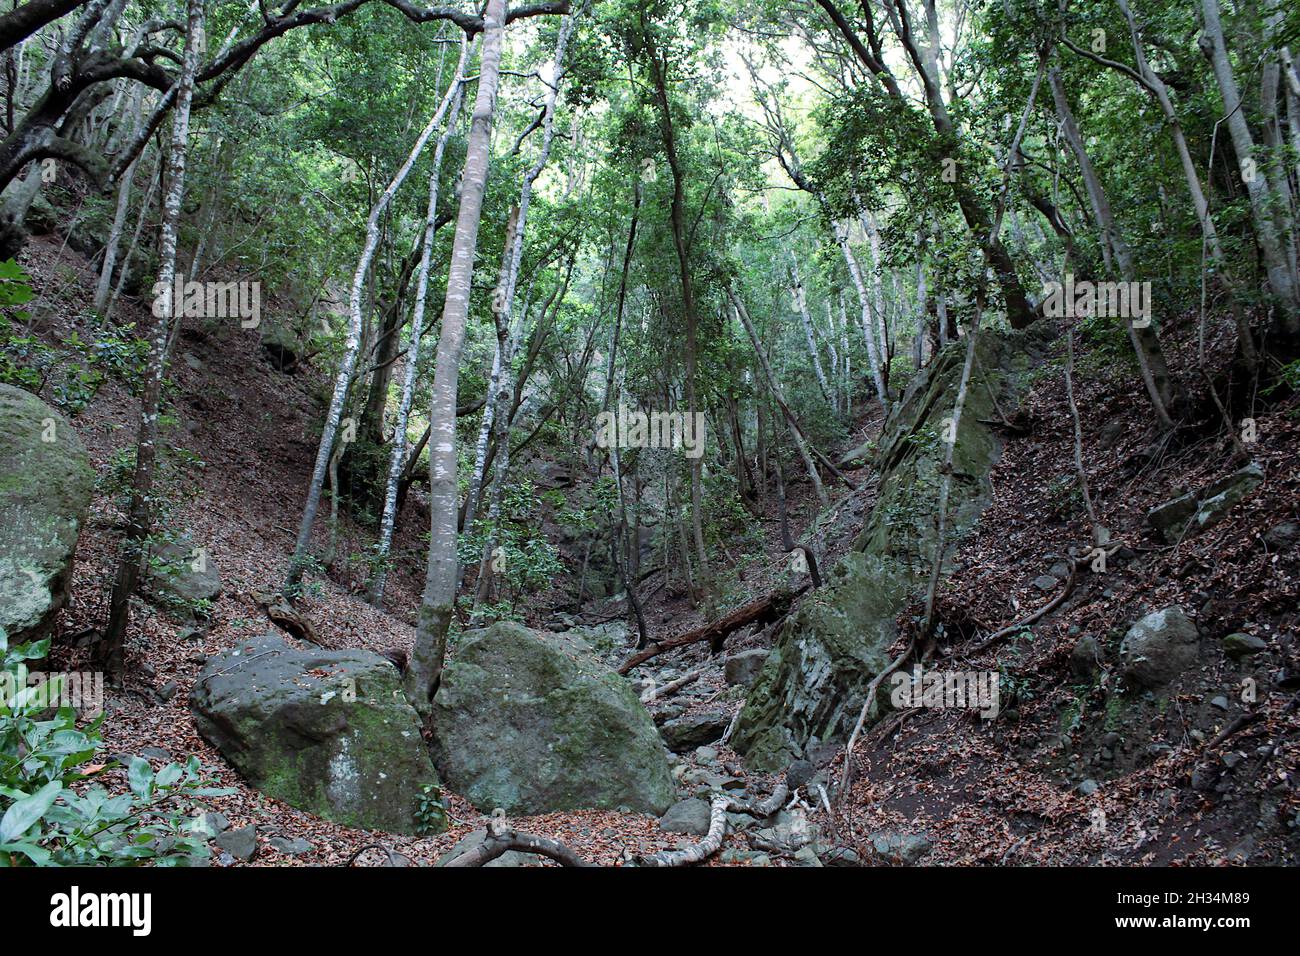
285 39 466 594
834 219 888 415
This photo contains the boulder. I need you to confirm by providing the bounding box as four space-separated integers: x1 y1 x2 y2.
190 634 439 834
259 324 301 371
1119 607 1199 689
0 385 93 643
1147 463 1263 544
724 648 768 686
659 711 731 752
144 534 222 616
428 622 674 815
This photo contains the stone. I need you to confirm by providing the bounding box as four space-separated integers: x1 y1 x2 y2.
1033 575 1058 591
1069 635 1104 681
659 712 730 752
140 746 172 762
785 758 815 791
268 837 313 855
1119 607 1199 689
1222 633 1267 659
694 745 719 763
190 633 440 834
144 534 222 617
1147 463 1264 544
659 797 712 836
793 846 823 867
724 648 768 687
1263 521 1299 551
429 622 673 815
0 385 93 643
1078 778 1099 795
155 681 178 703
868 830 933 865
214 824 257 861
1209 696 1229 712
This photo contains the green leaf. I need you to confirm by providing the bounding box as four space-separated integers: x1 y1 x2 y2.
0 780 62 841
126 757 154 798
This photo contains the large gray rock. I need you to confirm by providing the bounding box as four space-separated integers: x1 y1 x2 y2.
429 622 674 815
0 385 93 642
1147 463 1263 544
145 534 222 616
190 634 439 834
1119 607 1200 689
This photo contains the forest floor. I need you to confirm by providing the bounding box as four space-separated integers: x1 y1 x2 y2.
24 228 1300 867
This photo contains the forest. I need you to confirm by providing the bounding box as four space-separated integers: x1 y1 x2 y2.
0 0 1297 883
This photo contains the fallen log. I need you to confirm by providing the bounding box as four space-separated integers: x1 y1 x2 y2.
617 584 808 675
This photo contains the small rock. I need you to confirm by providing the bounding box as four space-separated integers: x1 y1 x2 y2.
140 746 172 762
659 798 712 836
659 712 731 753
1033 575 1058 591
1069 635 1104 681
792 846 823 867
694 745 719 764
868 831 933 865
785 758 815 791
269 837 313 855
1221 752 1243 770
214 824 257 861
1209 696 1229 711
1263 521 1299 551
154 681 178 703
1222 633 1267 659
1049 561 1072 581
724 649 768 687
1078 778 1099 795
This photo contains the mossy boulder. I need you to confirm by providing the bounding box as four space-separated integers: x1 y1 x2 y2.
429 621 674 815
190 633 440 834
0 384 93 642
734 329 1043 771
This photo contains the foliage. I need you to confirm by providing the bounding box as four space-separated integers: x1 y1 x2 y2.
0 629 232 866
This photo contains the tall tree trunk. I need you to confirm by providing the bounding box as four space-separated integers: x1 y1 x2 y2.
790 252 832 404
367 39 469 606
406 0 508 716
99 0 203 679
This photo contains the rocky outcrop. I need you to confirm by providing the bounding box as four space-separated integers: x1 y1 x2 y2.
429 622 674 815
190 634 440 834
733 329 1044 771
0 385 93 643
1147 462 1263 543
